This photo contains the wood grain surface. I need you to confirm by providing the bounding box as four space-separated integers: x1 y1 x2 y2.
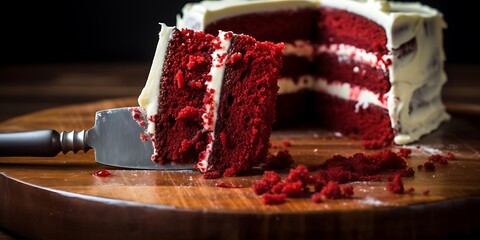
1 97 480 239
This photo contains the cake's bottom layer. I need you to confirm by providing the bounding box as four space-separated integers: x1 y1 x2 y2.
315 93 394 149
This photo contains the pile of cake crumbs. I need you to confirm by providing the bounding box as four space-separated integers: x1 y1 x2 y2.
253 147 456 205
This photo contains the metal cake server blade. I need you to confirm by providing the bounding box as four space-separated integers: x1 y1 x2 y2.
0 107 195 170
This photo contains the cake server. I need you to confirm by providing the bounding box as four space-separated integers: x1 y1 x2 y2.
0 107 195 170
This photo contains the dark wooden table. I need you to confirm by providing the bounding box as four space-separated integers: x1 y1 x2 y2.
0 63 479 239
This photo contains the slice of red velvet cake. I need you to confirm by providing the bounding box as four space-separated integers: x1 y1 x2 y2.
138 24 284 178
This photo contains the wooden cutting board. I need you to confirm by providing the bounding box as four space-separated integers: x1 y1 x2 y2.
1 98 479 240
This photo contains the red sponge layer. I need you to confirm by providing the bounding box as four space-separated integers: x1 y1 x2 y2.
274 91 315 129
315 53 391 95
317 8 388 55
315 93 394 149
207 35 284 177
154 28 214 164
205 8 317 43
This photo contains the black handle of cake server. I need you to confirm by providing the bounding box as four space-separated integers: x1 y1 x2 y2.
0 130 62 157
0 129 91 157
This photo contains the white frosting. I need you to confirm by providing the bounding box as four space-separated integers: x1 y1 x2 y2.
283 40 315 59
318 43 391 70
277 76 315 94
315 78 388 111
279 76 388 112
198 31 232 172
138 23 174 158
175 0 450 145
138 24 173 132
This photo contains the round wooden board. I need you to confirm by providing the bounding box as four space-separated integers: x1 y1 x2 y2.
1 98 479 239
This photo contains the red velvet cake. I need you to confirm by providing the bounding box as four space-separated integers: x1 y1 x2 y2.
177 0 450 148
138 24 284 177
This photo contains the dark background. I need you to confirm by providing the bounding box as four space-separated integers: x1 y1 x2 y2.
0 0 472 65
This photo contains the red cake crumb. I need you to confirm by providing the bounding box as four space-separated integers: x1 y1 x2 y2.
175 70 185 88
271 182 287 194
311 192 325 203
428 154 449 165
187 55 207 70
215 181 244 188
285 164 310 186
406 187 415 194
386 174 404 194
92 170 111 177
176 106 201 121
423 161 436 171
139 133 148 142
417 152 455 172
215 53 228 67
397 148 412 158
279 181 305 198
262 171 282 186
423 189 430 196
311 181 354 203
313 149 412 183
342 185 355 198
319 181 343 199
263 150 294 170
446 152 456 160
252 179 271 195
128 107 146 127
282 139 292 147
428 152 455 165
262 193 287 205
403 167 415 177
252 171 282 195
223 31 233 40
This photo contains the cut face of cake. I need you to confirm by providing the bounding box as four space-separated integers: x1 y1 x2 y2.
138 24 284 177
177 0 450 148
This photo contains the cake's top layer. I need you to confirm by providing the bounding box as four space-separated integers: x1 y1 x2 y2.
177 0 444 49
177 0 317 31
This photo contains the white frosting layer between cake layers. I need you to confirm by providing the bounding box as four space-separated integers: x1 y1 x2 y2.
278 77 388 111
283 40 315 59
277 76 315 94
176 0 450 145
317 43 391 70
198 31 232 172
315 78 388 111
